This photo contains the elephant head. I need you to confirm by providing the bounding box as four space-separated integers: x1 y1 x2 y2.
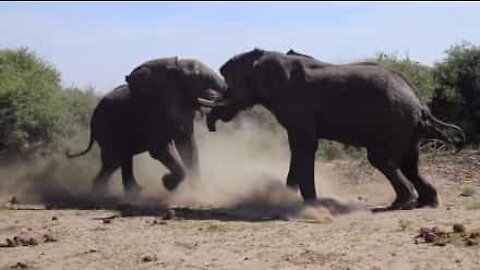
125 57 228 109
206 48 308 131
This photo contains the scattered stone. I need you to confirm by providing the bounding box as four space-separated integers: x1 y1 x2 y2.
162 209 175 220
416 225 480 247
453 224 466 233
10 262 28 269
465 239 478 246
2 234 58 248
469 232 480 238
26 238 38 246
43 234 57 243
152 219 167 225
51 216 58 221
84 248 97 254
103 219 111 224
142 255 158 262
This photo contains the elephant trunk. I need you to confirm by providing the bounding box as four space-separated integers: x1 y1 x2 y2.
206 111 219 132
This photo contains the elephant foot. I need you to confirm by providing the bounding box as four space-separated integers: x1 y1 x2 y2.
372 196 418 212
387 196 418 211
91 182 108 197
416 196 439 208
125 184 143 199
162 174 183 191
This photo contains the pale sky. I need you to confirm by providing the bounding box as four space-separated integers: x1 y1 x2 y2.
1 2 479 93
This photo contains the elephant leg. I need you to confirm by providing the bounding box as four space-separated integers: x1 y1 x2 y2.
400 143 439 208
287 131 318 202
92 149 119 195
174 133 199 179
92 165 117 195
121 156 142 197
367 150 417 210
286 132 299 191
150 143 186 191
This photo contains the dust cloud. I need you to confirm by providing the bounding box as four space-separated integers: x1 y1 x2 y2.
0 112 367 222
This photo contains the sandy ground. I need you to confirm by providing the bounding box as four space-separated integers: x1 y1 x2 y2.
1 151 480 270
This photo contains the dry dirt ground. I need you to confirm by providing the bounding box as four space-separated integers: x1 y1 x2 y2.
1 151 480 270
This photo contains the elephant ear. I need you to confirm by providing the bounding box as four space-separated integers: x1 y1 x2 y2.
290 60 307 84
252 56 290 98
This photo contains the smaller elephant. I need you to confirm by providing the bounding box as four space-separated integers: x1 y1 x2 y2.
66 57 227 196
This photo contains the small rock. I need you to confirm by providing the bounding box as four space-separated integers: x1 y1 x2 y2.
424 232 437 243
51 216 58 221
26 238 38 246
453 224 466 233
162 209 175 220
469 232 480 238
84 248 97 254
103 219 111 224
142 255 157 262
10 262 28 269
43 234 57 243
244 257 250 261
465 239 478 246
6 238 16 247
152 219 167 225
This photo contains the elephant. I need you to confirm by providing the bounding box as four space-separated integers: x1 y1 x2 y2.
66 57 226 196
206 48 465 210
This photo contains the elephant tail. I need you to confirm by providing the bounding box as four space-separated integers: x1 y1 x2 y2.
65 132 95 159
420 107 466 153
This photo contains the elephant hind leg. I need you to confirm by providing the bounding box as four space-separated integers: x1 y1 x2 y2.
121 156 142 197
400 143 439 208
367 150 417 210
92 165 117 195
150 143 186 191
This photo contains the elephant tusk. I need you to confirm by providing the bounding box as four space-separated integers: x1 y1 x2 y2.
197 98 231 107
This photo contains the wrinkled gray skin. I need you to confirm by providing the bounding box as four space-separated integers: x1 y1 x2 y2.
67 57 226 196
208 48 465 210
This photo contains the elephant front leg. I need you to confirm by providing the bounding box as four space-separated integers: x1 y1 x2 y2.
150 143 186 191
287 131 318 202
174 133 200 180
286 132 299 191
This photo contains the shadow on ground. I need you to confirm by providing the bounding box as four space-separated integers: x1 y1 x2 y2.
4 191 369 223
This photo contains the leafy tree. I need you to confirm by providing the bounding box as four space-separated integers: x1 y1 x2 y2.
0 48 67 153
430 42 480 143
62 86 98 136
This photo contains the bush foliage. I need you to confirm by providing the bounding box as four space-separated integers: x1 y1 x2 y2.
0 48 98 155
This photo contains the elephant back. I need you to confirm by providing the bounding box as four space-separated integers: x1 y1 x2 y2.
125 57 180 98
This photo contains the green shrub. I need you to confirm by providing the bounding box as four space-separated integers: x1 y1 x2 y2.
0 48 67 154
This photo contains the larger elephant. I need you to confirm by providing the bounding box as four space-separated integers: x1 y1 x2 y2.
67 57 226 196
207 48 465 210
